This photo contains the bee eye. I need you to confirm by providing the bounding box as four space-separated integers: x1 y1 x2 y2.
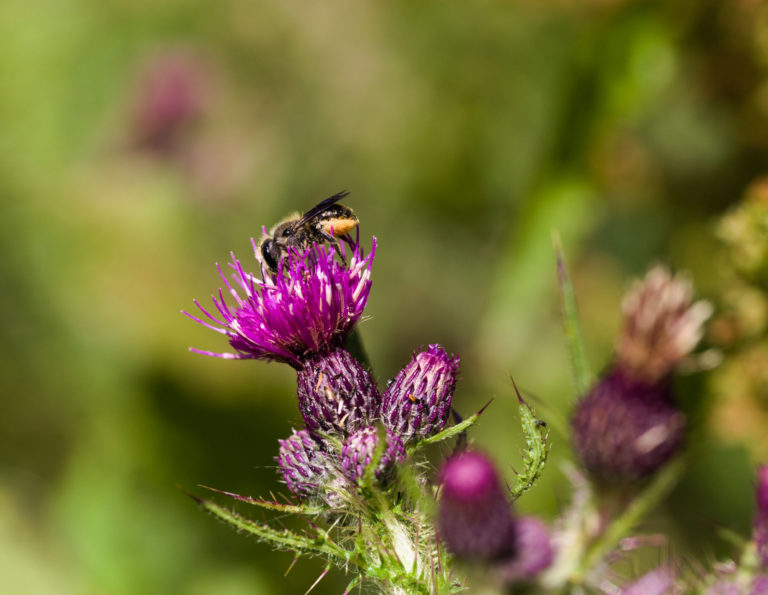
261 239 281 270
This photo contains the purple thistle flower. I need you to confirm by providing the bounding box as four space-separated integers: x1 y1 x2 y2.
571 368 685 481
755 464 768 568
571 266 708 481
275 429 331 499
340 426 407 483
185 237 375 368
296 348 379 436
381 344 459 443
437 451 516 560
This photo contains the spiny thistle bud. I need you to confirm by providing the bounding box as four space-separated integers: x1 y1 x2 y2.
381 344 459 443
296 348 379 436
340 426 407 483
185 237 375 369
755 464 768 568
276 429 330 499
438 451 516 560
571 368 685 481
572 266 709 482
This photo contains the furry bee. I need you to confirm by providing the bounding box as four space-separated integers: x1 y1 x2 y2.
259 191 359 273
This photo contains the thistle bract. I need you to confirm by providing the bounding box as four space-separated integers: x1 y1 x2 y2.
340 426 407 483
571 368 685 481
438 451 516 560
185 237 375 368
276 429 330 499
382 344 459 443
499 517 554 582
296 348 379 436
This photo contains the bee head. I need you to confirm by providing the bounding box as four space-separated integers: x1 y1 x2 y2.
261 238 283 271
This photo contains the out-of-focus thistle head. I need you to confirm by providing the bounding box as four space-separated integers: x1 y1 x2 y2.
340 426 407 483
185 237 375 368
572 266 710 482
620 567 678 595
381 344 459 443
276 429 331 500
616 265 712 384
498 516 555 583
755 464 768 568
296 348 379 436
437 451 517 560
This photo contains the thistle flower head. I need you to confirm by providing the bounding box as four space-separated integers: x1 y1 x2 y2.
571 368 685 481
340 426 407 483
756 464 768 568
616 265 712 383
381 344 459 443
438 451 516 560
296 347 379 436
185 237 375 368
276 429 331 499
620 567 677 595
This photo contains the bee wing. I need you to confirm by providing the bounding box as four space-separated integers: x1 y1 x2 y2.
290 190 350 231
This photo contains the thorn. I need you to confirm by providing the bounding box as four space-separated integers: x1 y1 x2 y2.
476 397 495 416
284 556 299 577
509 375 525 405
178 486 204 505
305 565 330 594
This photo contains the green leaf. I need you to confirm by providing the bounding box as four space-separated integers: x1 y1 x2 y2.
509 381 549 499
197 485 323 515
553 233 592 396
193 496 351 563
410 400 492 451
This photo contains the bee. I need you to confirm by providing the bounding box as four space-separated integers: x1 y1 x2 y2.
258 191 359 273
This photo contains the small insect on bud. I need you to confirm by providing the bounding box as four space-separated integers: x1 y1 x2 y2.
381 344 459 443
296 348 379 437
275 429 331 499
438 451 516 560
340 426 407 483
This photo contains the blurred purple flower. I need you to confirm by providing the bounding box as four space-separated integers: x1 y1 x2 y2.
276 429 331 499
621 567 677 595
130 51 208 155
572 266 709 481
499 516 554 583
756 464 768 568
340 426 407 483
297 347 379 436
438 451 516 560
185 237 375 368
381 344 459 443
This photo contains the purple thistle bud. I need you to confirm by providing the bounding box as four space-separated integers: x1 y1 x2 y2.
276 429 330 499
438 451 516 560
297 348 379 436
571 368 685 481
340 426 407 482
752 575 768 595
571 266 708 482
498 516 554 582
755 464 768 568
381 344 459 443
185 237 375 368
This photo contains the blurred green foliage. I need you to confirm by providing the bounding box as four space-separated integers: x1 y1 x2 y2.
2 0 768 592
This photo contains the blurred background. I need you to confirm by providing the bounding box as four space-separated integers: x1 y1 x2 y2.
2 0 768 592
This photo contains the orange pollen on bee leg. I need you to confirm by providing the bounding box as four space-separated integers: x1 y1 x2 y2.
321 218 358 237
408 394 417 403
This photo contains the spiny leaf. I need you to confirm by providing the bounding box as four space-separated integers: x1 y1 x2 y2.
197 485 323 515
411 399 492 451
195 497 351 562
553 233 592 396
509 380 549 500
